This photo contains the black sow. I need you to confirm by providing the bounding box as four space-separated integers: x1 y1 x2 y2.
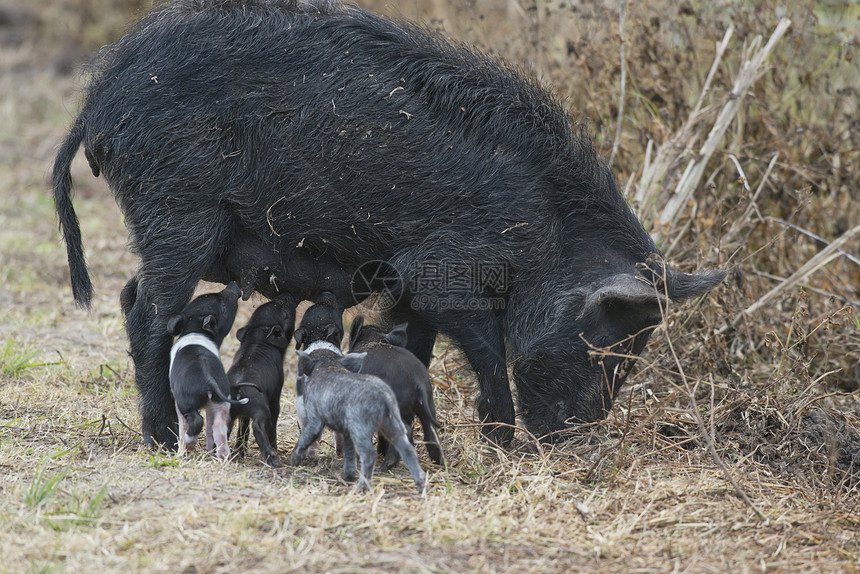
52 0 724 448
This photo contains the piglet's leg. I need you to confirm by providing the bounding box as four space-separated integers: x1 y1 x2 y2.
354 433 377 492
209 402 232 460
391 434 427 494
290 418 325 464
234 416 251 457
175 403 189 454
383 415 428 493
204 403 216 452
334 431 344 456
251 412 279 467
340 432 357 482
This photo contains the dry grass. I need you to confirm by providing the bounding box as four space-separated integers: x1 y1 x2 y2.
1 0 859 572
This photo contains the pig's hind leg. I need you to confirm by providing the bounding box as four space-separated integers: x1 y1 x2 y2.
250 403 279 466
350 430 378 491
340 431 359 483
234 415 251 457
382 417 427 493
417 401 444 466
290 416 325 464
175 403 191 454
204 402 215 452
206 401 232 460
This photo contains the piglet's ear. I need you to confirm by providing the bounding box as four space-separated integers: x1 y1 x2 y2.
267 325 286 346
340 352 366 373
325 324 342 347
584 274 668 319
385 323 409 348
166 314 184 336
202 314 218 338
348 316 365 352
296 350 316 376
236 326 247 342
293 327 306 350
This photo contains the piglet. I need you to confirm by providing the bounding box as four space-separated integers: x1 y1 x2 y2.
293 291 346 455
290 341 428 493
349 317 444 469
167 283 245 459
227 294 296 466
293 291 344 350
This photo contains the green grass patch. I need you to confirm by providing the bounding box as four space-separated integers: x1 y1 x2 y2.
1 339 40 378
25 448 76 509
44 482 110 532
0 339 64 378
24 447 110 531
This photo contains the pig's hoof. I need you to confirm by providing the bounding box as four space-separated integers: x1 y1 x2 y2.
343 471 358 482
481 422 514 447
145 433 179 453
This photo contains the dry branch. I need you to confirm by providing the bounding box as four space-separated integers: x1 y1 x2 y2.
634 26 734 212
657 285 767 520
724 152 779 243
655 19 791 241
634 19 793 244
736 224 860 324
609 1 626 167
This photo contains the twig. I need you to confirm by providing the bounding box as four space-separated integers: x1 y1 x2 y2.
114 414 139 436
726 154 751 192
725 152 778 241
643 263 767 519
660 299 767 520
631 138 654 201
684 384 753 518
265 196 287 237
765 217 860 267
635 26 733 211
751 271 860 307
736 224 860 324
609 1 626 167
691 27 734 120
656 19 791 241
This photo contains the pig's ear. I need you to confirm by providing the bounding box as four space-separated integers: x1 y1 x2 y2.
293 327 306 350
295 349 316 376
340 352 366 373
385 323 408 348
202 314 218 338
236 326 247 342
584 275 668 320
166 314 184 336
667 269 726 301
266 325 287 346
325 324 342 347
348 316 365 352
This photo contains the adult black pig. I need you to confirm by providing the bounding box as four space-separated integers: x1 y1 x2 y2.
52 0 724 448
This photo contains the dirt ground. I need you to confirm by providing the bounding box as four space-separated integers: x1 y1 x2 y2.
1 1 858 573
